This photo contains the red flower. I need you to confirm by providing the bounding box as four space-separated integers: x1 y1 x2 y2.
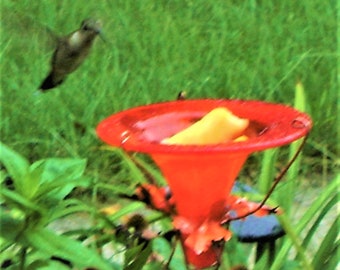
173 216 231 255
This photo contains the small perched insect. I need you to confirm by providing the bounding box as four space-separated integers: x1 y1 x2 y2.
177 90 187 100
39 19 102 91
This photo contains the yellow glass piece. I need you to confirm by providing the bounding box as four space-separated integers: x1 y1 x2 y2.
162 107 249 145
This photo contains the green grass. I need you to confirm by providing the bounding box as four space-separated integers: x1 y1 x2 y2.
1 2 339 268
1 1 338 178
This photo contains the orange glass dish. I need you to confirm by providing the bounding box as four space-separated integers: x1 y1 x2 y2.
97 99 312 268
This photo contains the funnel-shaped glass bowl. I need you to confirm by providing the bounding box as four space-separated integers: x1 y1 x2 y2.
96 99 312 268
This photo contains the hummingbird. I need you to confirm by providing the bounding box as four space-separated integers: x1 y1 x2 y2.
39 18 102 91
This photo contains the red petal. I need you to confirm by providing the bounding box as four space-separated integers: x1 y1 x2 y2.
181 220 232 254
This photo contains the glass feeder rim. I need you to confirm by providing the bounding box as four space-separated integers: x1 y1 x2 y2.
96 98 312 154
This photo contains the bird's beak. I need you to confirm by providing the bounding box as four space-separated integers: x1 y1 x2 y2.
93 20 106 43
98 31 107 43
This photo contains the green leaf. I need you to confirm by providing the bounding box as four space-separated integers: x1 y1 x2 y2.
151 238 187 270
253 251 269 270
129 154 166 186
257 149 278 194
0 146 87 203
116 150 150 185
1 188 44 214
47 198 93 222
107 202 145 222
35 176 90 203
270 175 339 270
276 214 312 270
312 218 339 269
0 210 25 245
19 160 45 199
281 81 306 213
96 182 136 196
27 260 70 270
299 194 337 252
124 244 144 267
0 170 8 184
152 237 171 260
317 239 340 270
294 81 306 112
36 158 87 200
168 241 187 270
0 142 29 189
124 242 152 270
295 175 339 235
40 158 87 184
24 227 116 270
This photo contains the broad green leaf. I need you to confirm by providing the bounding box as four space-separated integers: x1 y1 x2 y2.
25 227 115 270
0 210 25 245
0 142 29 188
38 158 86 183
34 176 90 203
152 237 171 259
168 241 187 270
19 160 45 199
27 260 70 270
37 158 87 200
151 238 187 270
1 188 44 214
223 236 251 267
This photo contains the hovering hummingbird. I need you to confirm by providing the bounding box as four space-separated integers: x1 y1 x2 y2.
39 18 102 91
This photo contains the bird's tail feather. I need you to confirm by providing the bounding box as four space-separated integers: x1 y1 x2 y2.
39 73 63 91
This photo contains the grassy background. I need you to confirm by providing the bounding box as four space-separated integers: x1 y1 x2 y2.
1 0 338 183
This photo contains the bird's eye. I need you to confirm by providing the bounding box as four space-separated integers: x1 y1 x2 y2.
81 19 90 30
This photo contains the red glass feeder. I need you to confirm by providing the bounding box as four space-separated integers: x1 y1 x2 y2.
96 99 312 269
